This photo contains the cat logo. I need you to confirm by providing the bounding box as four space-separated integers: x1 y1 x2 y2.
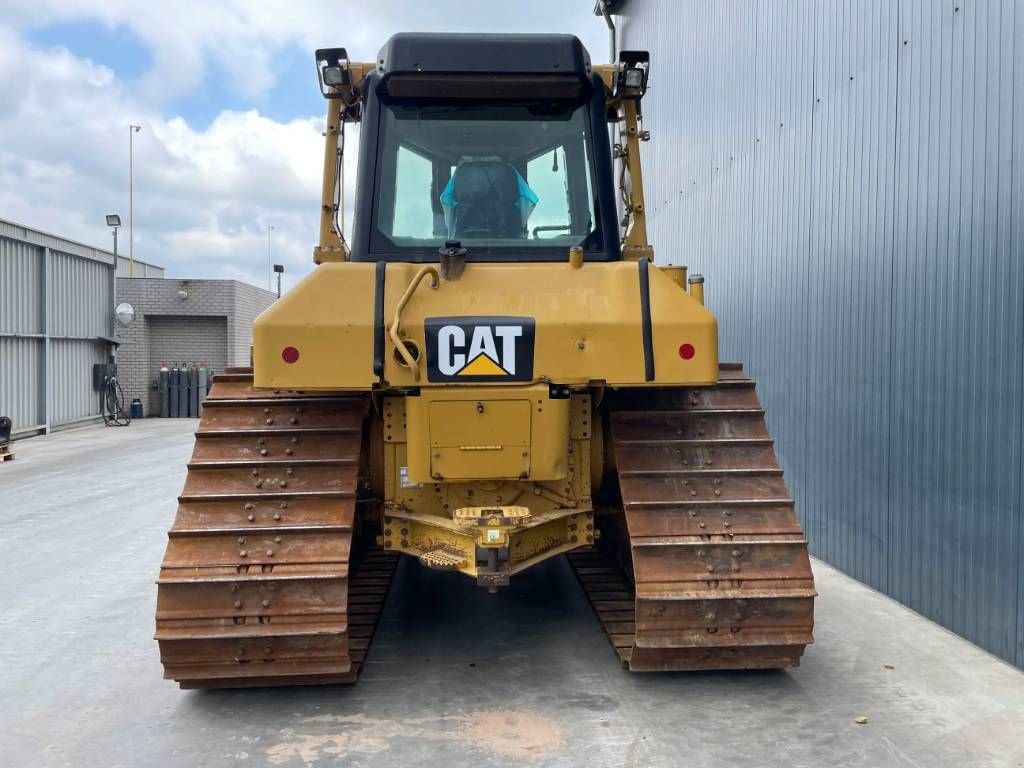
425 316 536 383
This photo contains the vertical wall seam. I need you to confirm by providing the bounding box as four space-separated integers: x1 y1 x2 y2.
41 247 50 433
884 0 902 598
750 0 760 302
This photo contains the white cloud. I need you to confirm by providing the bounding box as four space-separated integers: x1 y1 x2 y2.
0 25 334 288
4 1 607 105
0 1 609 290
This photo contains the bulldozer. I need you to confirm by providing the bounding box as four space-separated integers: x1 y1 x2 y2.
155 33 815 688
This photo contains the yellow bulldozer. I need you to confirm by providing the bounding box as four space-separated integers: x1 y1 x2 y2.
155 33 815 688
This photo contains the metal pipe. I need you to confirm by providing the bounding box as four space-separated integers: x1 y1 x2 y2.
41 247 50 434
599 1 616 63
110 227 117 339
109 227 117 399
598 1 620 227
390 265 440 381
267 224 274 291
128 124 141 277
688 274 705 305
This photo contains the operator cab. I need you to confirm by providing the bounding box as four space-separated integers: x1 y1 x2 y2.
349 33 620 263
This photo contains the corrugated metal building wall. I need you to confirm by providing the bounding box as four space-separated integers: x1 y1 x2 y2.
115 255 165 278
616 0 1024 667
0 218 116 436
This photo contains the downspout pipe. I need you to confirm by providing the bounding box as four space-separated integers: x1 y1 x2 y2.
597 0 617 63
596 1 620 224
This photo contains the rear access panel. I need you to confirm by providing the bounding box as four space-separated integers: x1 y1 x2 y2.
430 400 530 480
405 385 569 483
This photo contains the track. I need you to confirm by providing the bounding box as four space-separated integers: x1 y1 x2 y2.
155 369 397 688
571 363 815 671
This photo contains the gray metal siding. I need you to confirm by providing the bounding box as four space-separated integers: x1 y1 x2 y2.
116 256 165 278
0 222 116 436
1013 0 1024 674
50 250 113 338
1 237 43 336
0 337 42 432
619 0 1024 667
49 339 108 426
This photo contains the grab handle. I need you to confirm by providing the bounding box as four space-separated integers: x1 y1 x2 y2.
389 265 440 381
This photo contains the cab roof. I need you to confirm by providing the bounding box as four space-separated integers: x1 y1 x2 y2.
377 33 592 79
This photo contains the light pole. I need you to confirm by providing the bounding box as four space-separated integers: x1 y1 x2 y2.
129 124 141 277
106 214 122 339
267 224 274 290
106 214 121 260
273 263 284 299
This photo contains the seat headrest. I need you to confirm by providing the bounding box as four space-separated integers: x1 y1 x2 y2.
451 162 519 202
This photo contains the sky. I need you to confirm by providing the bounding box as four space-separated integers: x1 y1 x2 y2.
0 0 609 292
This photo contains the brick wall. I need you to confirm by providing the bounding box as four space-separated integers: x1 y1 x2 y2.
230 281 279 367
115 278 275 416
146 316 227 414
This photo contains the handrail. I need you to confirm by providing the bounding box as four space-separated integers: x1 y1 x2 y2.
389 265 440 381
531 224 571 239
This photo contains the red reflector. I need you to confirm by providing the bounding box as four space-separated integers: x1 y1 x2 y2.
679 343 695 360
281 346 300 364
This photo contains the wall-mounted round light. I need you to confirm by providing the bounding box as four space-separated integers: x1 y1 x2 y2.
115 302 135 326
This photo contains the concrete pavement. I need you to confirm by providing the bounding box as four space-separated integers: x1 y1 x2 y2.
1 419 1022 767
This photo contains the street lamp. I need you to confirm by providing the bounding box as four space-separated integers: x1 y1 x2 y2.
129 124 141 277
267 224 274 290
106 214 121 260
273 263 284 298
106 214 123 339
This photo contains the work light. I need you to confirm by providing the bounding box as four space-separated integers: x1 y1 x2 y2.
616 50 649 98
315 48 351 97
